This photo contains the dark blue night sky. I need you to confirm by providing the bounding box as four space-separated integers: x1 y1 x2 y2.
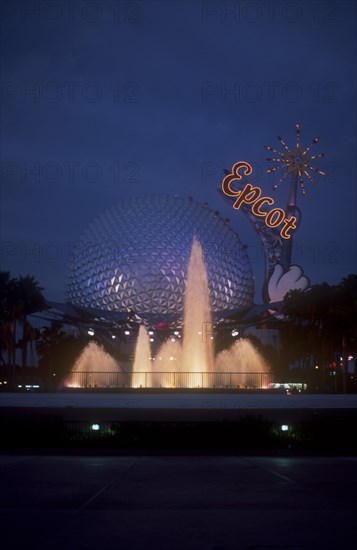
0 0 356 303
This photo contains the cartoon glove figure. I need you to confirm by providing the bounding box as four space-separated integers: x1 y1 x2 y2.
268 264 310 303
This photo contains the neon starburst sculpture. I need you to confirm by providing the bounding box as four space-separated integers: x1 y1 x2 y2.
263 125 326 272
265 124 325 202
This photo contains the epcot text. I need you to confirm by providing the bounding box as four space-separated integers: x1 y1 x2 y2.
222 161 297 240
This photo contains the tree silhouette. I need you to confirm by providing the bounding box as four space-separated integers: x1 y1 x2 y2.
14 275 46 370
281 276 357 391
0 271 16 367
0 272 46 373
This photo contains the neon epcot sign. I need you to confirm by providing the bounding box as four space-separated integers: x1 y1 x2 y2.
221 161 297 240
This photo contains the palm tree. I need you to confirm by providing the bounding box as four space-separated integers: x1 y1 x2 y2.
282 277 357 391
14 275 46 370
0 271 17 370
331 275 357 391
0 272 47 374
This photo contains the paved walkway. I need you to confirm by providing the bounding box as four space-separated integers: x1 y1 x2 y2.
1 454 356 549
2 392 357 409
2 393 357 423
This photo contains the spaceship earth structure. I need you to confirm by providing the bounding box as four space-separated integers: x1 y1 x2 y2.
65 195 254 317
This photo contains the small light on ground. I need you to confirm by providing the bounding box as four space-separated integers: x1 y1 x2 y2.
91 424 100 431
281 424 289 432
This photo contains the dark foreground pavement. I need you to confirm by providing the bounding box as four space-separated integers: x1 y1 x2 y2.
1 454 356 550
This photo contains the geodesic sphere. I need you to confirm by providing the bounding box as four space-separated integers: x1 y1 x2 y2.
65 195 254 317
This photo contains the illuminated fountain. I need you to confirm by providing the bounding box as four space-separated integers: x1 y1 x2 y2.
66 238 270 389
216 338 270 388
181 237 215 386
151 339 182 388
131 238 216 388
65 341 122 388
132 325 152 388
132 237 270 388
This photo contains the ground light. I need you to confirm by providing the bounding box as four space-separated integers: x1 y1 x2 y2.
281 424 289 432
90 424 100 431
17 384 40 390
